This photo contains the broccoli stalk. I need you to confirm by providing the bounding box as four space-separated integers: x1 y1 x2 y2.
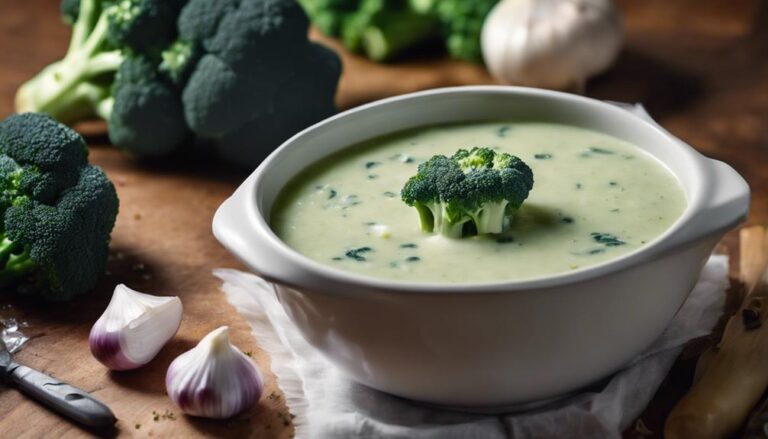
15 0 123 123
411 203 436 234
401 147 534 238
467 200 509 235
410 199 467 239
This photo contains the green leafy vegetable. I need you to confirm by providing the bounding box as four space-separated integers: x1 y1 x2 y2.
344 246 373 261
591 232 625 247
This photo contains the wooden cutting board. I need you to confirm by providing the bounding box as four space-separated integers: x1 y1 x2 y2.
0 0 765 438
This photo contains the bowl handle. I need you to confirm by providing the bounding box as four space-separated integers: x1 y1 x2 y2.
608 101 750 251
212 177 288 285
665 158 750 251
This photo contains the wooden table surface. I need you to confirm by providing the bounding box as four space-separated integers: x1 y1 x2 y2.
0 0 766 437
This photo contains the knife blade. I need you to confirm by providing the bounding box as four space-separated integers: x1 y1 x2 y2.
0 337 116 428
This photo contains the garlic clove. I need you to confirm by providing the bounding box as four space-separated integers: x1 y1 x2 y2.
90 284 183 371
481 0 623 90
166 326 263 419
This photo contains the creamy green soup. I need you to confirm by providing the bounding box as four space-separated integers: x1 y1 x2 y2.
271 122 686 283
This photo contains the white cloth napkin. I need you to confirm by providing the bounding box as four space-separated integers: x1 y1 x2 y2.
215 255 728 439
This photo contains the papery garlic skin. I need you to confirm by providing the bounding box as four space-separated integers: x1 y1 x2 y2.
166 326 263 419
482 0 623 90
89 284 183 370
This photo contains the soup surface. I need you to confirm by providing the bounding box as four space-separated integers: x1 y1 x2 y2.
271 122 687 283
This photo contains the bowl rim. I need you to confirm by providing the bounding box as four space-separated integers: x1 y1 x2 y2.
218 85 747 295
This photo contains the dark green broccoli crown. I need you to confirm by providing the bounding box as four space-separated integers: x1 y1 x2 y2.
0 113 119 300
450 147 534 208
452 148 534 199
175 0 238 45
0 113 87 204
401 155 460 207
5 166 118 300
460 168 504 209
401 147 533 237
179 0 309 71
498 158 535 210
178 0 316 137
175 0 341 167
181 54 266 138
0 157 54 213
400 154 460 235
108 55 189 155
105 0 185 53
215 43 341 166
0 113 87 170
27 0 339 169
112 53 160 84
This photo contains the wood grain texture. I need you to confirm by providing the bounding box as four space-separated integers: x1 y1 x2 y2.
0 0 765 437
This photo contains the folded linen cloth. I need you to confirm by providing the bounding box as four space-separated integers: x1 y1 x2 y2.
215 255 728 439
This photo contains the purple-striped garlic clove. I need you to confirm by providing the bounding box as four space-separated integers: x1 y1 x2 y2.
166 326 263 419
89 284 183 370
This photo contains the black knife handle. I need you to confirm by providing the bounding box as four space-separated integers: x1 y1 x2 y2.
8 362 116 428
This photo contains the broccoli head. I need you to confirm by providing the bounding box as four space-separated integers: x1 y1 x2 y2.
101 55 189 156
168 0 341 166
0 113 119 300
16 0 341 169
214 43 341 165
401 147 533 238
16 0 185 124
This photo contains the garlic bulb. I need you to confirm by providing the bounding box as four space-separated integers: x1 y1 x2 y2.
166 326 263 419
89 284 183 370
481 0 623 90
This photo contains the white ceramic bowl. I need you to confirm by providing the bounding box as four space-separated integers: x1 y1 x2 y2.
213 86 749 408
